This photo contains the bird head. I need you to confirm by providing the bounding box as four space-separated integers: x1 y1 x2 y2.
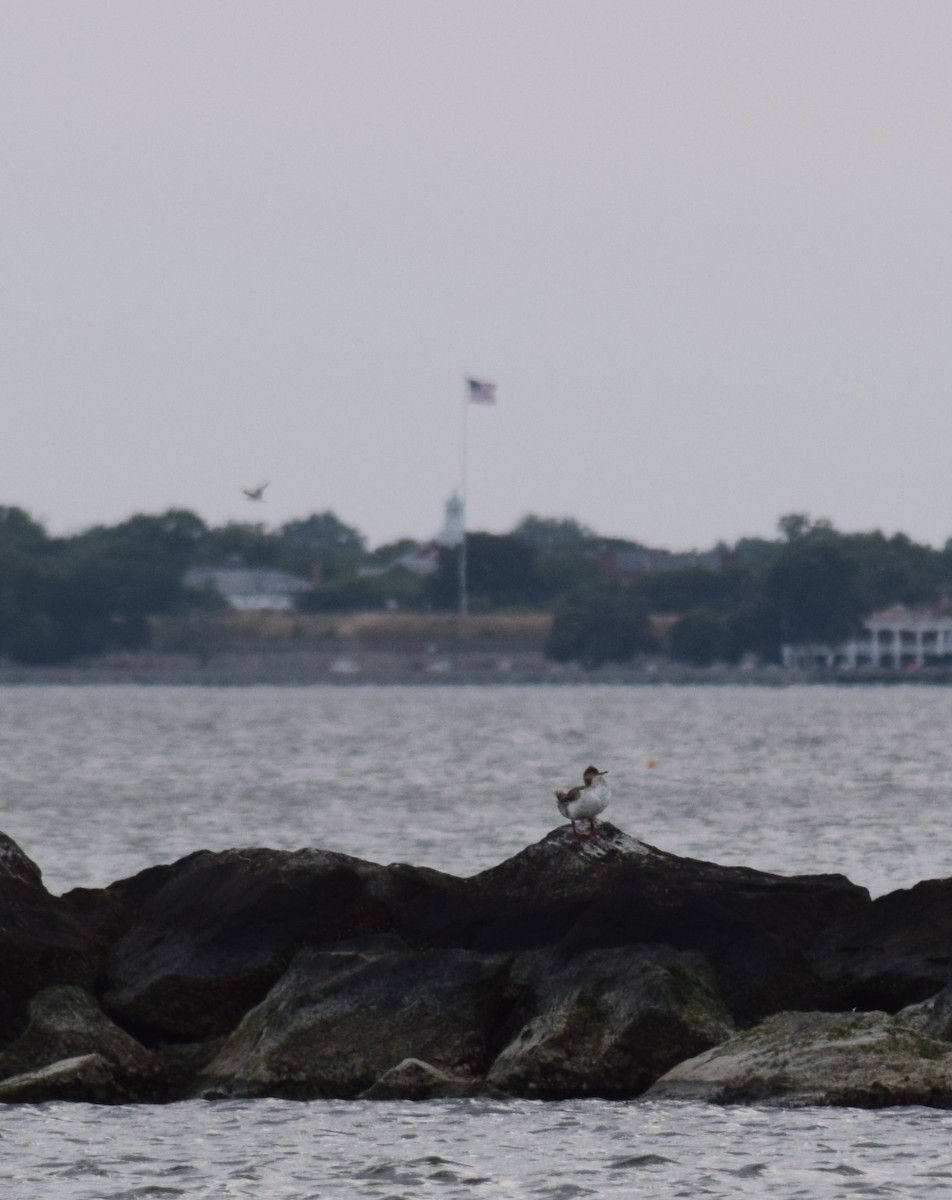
583 765 607 784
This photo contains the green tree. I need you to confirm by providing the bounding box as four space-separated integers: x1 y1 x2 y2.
66 510 203 619
668 608 733 666
0 511 69 662
97 509 208 559
733 535 783 569
425 534 544 609
511 514 595 552
0 506 49 551
0 558 58 662
844 530 942 610
279 511 366 580
194 522 284 568
777 512 832 543
0 507 208 663
546 584 656 667
744 520 866 658
632 565 744 614
280 511 365 554
299 569 425 613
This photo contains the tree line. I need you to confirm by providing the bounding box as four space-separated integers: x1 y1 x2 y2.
2 504 952 666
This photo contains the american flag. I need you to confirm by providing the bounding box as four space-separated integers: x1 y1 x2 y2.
466 377 497 404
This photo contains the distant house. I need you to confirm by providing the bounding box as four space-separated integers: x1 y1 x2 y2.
592 545 727 580
358 493 464 581
183 563 312 612
359 544 441 579
782 604 952 670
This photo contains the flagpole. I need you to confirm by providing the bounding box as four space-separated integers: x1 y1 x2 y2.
458 381 469 616
458 376 495 616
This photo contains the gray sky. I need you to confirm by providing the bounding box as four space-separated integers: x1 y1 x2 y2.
2 2 951 550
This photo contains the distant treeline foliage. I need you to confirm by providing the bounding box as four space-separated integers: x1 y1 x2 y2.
2 506 952 666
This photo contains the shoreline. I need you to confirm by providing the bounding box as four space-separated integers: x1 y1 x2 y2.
1 649 951 686
2 611 949 685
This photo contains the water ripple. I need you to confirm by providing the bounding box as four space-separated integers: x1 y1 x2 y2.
1 1098 952 1198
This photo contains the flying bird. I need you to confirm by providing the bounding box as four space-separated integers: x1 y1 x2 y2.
555 765 611 840
242 482 269 501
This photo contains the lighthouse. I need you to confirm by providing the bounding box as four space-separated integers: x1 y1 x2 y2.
439 491 464 548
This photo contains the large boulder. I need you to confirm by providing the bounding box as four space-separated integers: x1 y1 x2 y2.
809 878 952 1012
0 985 151 1083
8 822 945 1106
644 1009 952 1108
100 847 460 1040
439 825 870 1024
487 944 733 1098
0 984 222 1103
65 826 874 1045
197 935 510 1099
0 834 98 1043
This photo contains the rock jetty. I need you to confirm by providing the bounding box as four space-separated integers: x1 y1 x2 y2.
1 824 951 1107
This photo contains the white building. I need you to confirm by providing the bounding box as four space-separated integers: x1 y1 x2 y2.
183 564 312 612
358 494 464 580
438 492 464 548
782 605 952 670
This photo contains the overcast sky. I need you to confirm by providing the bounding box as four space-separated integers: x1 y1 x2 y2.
2 2 951 551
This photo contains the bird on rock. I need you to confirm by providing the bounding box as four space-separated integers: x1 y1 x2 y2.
555 765 611 840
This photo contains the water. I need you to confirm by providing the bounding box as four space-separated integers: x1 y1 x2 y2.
4 1096 952 1199
1 683 951 1198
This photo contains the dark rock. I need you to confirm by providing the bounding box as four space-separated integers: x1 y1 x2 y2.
100 848 459 1041
0 834 98 1043
441 825 869 1024
487 944 733 1098
6 822 951 1106
0 984 223 1103
197 936 510 1099
809 878 952 1012
94 827 870 1044
147 1038 227 1102
0 985 151 1083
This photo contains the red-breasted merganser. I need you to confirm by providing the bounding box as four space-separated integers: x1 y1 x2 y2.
555 765 611 839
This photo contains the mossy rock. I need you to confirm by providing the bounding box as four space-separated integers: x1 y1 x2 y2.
646 1010 952 1108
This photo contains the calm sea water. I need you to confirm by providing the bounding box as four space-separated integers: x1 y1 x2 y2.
1 683 951 1199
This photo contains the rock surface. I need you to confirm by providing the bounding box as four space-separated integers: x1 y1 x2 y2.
808 878 952 1011
446 827 868 1025
1 824 951 1105
198 936 509 1099
93 847 461 1041
0 985 151 1083
0 1054 117 1104
645 1008 952 1108
71 824 877 1044
0 984 222 1103
487 945 732 1098
0 835 98 1043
